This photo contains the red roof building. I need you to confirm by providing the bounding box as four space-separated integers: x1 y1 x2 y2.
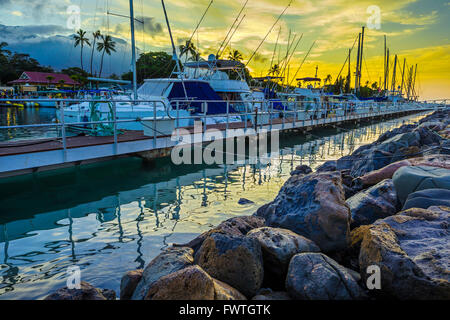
9 71 79 87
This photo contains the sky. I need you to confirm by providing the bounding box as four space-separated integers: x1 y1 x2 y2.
0 0 449 100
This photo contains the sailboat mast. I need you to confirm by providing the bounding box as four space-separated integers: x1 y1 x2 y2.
391 54 397 92
129 0 138 100
358 26 365 90
400 58 406 97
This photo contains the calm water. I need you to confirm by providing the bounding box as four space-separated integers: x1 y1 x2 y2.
0 106 60 142
0 107 429 299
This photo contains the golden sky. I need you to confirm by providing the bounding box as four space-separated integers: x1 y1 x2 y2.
3 0 449 100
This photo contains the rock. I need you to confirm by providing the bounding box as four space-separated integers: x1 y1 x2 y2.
131 247 193 300
346 179 398 228
174 215 265 253
316 155 356 173
194 232 264 298
44 281 116 300
392 165 450 204
285 253 365 300
120 269 143 300
145 265 215 300
376 124 417 143
414 126 442 146
252 290 292 300
418 121 446 132
213 278 247 300
403 189 450 210
359 206 450 299
247 227 319 286
357 155 450 187
356 160 412 187
350 131 421 178
238 198 254 205
290 164 312 176
255 171 351 253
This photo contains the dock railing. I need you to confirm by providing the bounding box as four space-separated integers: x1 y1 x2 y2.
0 97 446 163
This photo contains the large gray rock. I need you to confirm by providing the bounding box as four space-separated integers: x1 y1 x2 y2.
120 269 143 300
131 247 193 300
285 252 365 300
403 188 450 210
247 227 319 285
359 206 450 299
194 232 264 298
145 265 215 300
255 171 351 253
44 281 116 300
350 131 421 178
393 165 450 204
346 179 398 228
174 215 265 253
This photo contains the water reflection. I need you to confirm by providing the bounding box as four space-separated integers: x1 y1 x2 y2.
0 112 429 299
0 107 58 141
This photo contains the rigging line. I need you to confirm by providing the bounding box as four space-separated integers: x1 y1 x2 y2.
288 40 316 87
269 26 282 73
216 0 249 57
363 54 371 84
218 14 246 58
245 0 293 67
280 33 302 79
334 34 359 85
187 0 214 47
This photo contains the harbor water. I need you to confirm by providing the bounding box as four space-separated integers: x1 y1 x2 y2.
0 108 430 299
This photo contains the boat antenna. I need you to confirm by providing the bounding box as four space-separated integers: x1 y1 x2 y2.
288 40 316 87
216 0 249 58
218 14 246 58
129 0 138 101
161 0 187 98
269 26 282 73
245 0 293 67
187 0 214 47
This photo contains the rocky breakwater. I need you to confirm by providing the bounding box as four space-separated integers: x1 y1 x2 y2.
44 109 450 300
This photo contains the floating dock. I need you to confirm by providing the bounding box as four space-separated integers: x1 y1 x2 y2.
0 101 445 178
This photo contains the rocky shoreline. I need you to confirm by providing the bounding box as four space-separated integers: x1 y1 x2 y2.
45 109 450 300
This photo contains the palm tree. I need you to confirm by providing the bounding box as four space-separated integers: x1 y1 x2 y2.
46 75 55 88
228 49 243 61
97 35 116 77
179 40 197 62
324 74 332 85
269 64 281 76
73 29 91 72
90 30 101 76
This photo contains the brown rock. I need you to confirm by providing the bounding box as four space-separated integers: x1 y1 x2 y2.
195 232 264 298
44 281 115 300
359 206 450 299
213 278 247 300
120 269 143 300
174 215 265 253
255 171 351 253
131 247 194 300
145 265 215 300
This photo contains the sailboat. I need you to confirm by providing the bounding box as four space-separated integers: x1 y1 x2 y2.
58 0 243 133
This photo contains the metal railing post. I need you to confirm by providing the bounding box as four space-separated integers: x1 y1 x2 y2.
153 101 156 149
113 101 117 155
60 103 67 162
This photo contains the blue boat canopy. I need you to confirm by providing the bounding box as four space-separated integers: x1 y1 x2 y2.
168 81 237 115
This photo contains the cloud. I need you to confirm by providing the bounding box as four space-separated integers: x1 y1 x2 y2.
115 16 164 38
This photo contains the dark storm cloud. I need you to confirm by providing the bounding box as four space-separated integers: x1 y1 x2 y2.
115 16 164 37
